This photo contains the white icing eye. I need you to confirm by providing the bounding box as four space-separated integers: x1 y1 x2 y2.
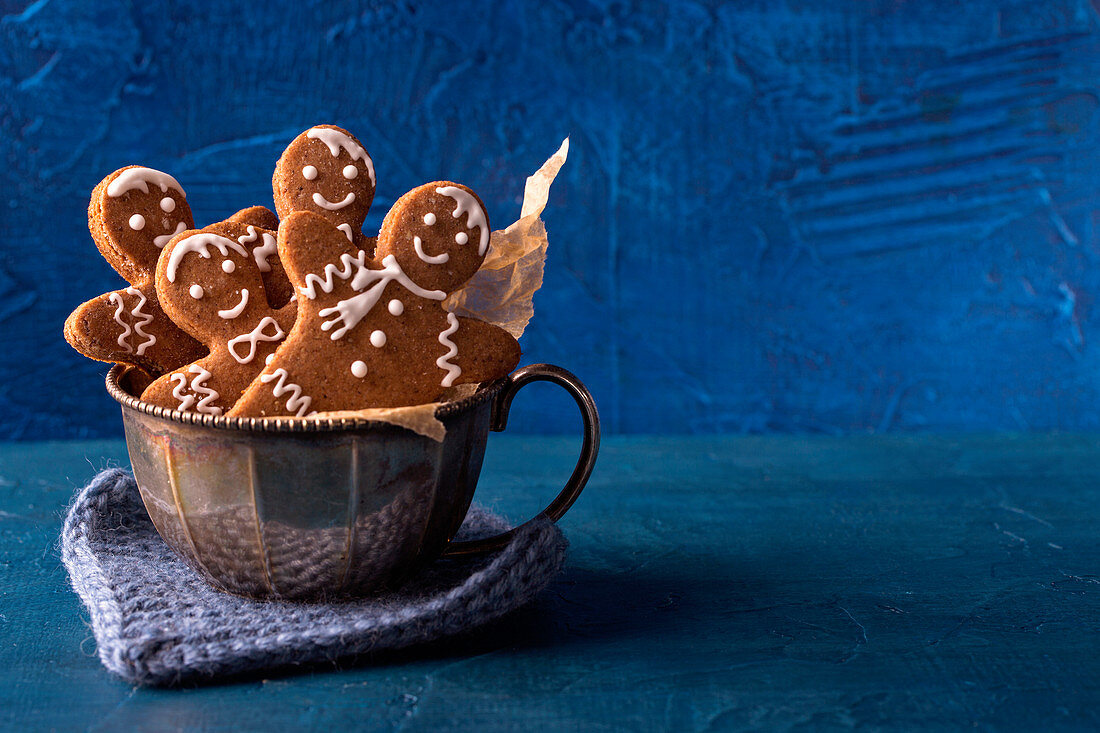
351 360 368 378
388 299 404 316
343 165 358 180
222 260 236 273
423 213 436 225
160 197 176 213
189 285 204 299
265 353 275 365
455 232 468 245
302 165 318 180
129 214 146 231
370 330 386 347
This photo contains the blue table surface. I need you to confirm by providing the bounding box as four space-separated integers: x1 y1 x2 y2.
3 433 1100 731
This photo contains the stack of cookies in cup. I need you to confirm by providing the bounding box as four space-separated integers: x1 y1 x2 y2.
64 125 521 417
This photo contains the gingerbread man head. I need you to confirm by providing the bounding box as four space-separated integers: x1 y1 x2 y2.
272 125 376 244
90 166 194 283
159 232 271 342
376 181 491 293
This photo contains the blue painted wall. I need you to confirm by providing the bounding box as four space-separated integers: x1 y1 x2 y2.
3 0 1100 438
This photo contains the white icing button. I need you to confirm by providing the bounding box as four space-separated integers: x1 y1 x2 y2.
343 164 358 180
370 330 386 347
189 285 204 299
388 299 404 316
455 232 468 244
351 360 368 378
129 214 146 231
265 353 275 365
160 197 176 213
222 260 236 273
423 212 436 225
302 165 318 180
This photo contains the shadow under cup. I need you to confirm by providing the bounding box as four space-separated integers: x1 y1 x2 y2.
106 363 599 601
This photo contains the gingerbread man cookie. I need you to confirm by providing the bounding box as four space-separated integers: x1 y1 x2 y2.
229 182 520 417
272 125 377 253
64 166 206 374
140 228 296 415
64 166 288 375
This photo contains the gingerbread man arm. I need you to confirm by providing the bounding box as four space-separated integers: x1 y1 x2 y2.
448 316 521 385
224 206 279 230
64 286 205 375
278 211 373 305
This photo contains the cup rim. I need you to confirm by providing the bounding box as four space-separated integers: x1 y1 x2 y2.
105 363 505 434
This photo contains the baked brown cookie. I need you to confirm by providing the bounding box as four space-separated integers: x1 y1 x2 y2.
64 166 206 374
272 125 377 254
230 183 519 417
140 228 296 415
64 166 286 375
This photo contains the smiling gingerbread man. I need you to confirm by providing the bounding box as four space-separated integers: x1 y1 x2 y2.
64 166 206 375
140 228 296 415
230 181 520 416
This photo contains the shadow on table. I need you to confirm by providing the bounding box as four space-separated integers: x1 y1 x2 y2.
180 552 762 688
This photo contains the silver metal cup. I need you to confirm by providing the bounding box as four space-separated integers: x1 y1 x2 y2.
106 363 599 601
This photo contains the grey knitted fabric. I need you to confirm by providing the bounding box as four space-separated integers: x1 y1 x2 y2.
61 468 567 686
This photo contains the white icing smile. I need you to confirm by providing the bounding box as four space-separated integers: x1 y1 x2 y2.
312 191 355 211
217 289 249 319
154 222 188 249
413 235 449 264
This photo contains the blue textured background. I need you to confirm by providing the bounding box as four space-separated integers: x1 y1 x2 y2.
3 0 1100 438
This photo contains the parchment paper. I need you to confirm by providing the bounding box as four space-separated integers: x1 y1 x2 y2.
311 140 569 441
444 138 569 338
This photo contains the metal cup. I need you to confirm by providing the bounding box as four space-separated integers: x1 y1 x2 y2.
106 363 599 601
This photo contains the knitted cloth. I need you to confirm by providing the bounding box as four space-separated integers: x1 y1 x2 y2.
61 468 567 686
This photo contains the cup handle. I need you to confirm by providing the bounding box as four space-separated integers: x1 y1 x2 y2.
443 363 601 556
